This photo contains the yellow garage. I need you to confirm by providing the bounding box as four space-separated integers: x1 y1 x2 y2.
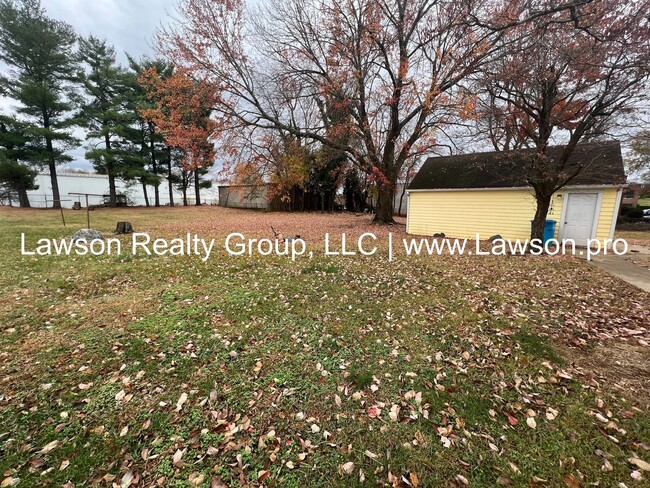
406 142 625 246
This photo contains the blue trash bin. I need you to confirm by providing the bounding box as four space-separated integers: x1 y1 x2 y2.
531 220 557 245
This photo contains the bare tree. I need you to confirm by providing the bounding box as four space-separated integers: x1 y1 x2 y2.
160 0 580 222
474 0 650 239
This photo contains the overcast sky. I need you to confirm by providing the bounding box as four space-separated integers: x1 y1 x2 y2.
39 0 178 170
43 0 176 63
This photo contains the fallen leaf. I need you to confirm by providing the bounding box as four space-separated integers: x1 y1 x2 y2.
39 440 59 454
211 476 229 488
176 392 188 412
410 471 419 487
189 472 205 486
629 457 650 471
173 449 185 466
364 450 378 459
367 405 382 418
563 473 581 488
455 474 469 486
121 470 134 488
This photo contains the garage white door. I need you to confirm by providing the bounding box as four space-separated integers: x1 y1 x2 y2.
562 193 599 245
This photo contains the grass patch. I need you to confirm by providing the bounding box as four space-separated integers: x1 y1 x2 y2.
513 330 565 365
0 207 648 486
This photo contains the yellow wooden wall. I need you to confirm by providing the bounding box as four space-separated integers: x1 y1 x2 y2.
407 188 620 242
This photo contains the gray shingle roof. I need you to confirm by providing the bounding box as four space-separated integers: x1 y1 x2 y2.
408 141 625 190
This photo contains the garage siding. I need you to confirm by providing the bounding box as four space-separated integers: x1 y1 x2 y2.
592 188 619 241
407 188 619 242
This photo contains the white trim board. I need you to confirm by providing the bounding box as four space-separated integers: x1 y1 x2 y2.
609 188 623 241
406 191 411 233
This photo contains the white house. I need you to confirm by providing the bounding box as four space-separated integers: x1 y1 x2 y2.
23 171 219 208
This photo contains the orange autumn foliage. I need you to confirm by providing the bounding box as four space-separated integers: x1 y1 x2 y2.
138 67 220 171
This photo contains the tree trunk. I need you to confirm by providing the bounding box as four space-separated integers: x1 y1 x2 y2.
194 170 201 206
107 163 117 207
150 136 160 207
17 184 30 208
398 183 407 216
42 113 61 209
531 191 552 241
141 178 150 207
373 185 396 223
167 148 174 206
105 133 117 207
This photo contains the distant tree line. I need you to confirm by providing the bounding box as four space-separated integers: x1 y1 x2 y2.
0 0 214 208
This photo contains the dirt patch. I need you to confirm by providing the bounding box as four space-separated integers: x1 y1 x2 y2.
567 342 650 407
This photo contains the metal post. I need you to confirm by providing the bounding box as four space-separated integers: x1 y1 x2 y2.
86 195 90 228
60 206 66 227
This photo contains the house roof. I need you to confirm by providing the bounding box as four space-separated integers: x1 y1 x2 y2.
408 141 625 191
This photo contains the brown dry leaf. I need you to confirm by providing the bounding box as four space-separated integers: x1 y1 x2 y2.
39 440 59 454
629 457 650 471
59 459 70 471
120 470 134 488
176 392 188 412
28 457 45 468
389 404 400 422
1 478 19 488
455 474 469 486
257 470 270 482
211 476 229 488
341 462 355 474
526 417 537 429
172 448 185 466
189 472 205 486
563 473 581 488
409 471 419 487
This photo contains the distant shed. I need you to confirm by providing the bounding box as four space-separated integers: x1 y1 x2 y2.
406 142 626 245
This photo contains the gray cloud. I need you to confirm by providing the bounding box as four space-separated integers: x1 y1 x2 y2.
43 0 177 62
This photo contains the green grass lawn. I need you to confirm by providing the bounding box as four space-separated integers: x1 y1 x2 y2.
1 206 649 487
